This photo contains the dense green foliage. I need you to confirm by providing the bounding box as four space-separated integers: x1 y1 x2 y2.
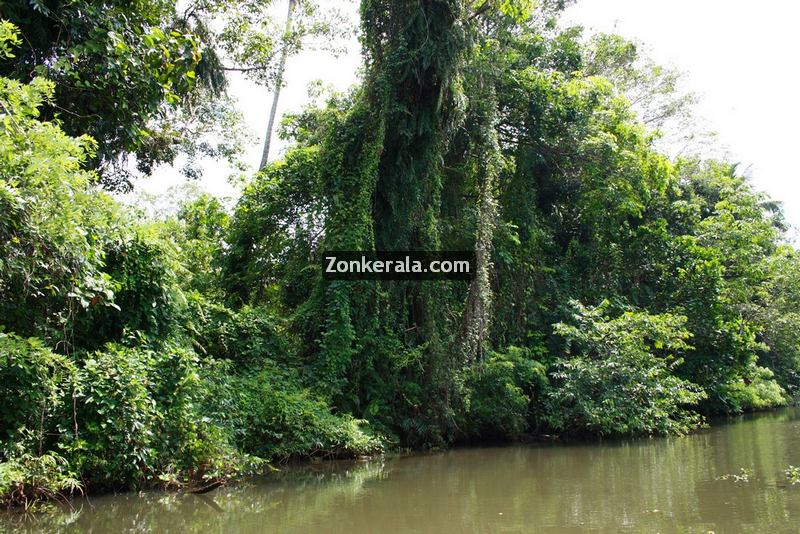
545 303 706 436
0 0 347 188
1 0 800 508
464 346 547 439
0 19 374 507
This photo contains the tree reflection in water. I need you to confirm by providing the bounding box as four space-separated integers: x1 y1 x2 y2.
4 408 800 533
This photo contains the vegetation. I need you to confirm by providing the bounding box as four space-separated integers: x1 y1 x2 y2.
545 304 706 436
786 466 800 485
1 0 799 508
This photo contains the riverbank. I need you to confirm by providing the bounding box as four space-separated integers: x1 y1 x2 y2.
4 401 797 515
4 407 800 533
3 4 800 526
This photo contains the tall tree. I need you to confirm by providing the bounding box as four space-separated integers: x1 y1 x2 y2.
259 0 296 170
0 0 348 189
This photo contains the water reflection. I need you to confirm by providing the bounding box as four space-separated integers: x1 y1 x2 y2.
4 408 800 533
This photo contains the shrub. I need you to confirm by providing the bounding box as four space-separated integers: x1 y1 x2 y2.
229 364 383 461
1 336 249 502
463 346 547 439
71 232 182 350
0 333 77 445
72 346 160 486
545 302 706 436
147 345 252 482
185 297 290 368
0 451 81 509
72 344 246 488
712 366 788 413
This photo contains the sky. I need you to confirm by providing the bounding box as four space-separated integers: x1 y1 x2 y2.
138 0 800 237
563 0 800 239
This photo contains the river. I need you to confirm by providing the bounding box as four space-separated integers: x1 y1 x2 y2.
4 407 800 533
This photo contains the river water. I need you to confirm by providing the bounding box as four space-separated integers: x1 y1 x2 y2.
4 407 800 533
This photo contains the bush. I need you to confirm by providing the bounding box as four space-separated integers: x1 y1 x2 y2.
72 345 159 486
71 232 183 350
72 344 245 489
1 336 249 502
712 366 788 413
463 346 547 439
184 297 290 368
0 333 77 445
146 345 253 483
229 364 383 461
545 303 706 436
0 451 81 509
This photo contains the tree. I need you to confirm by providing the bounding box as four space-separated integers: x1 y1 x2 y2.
0 0 350 189
0 1 202 188
259 0 297 169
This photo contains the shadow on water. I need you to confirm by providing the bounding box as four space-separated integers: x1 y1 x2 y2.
4 407 800 533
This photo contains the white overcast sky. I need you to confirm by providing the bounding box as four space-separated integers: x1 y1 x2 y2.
138 0 800 238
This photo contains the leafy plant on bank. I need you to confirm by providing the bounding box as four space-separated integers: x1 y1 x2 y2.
545 303 706 436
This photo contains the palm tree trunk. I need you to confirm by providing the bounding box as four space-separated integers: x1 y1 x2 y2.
259 0 296 170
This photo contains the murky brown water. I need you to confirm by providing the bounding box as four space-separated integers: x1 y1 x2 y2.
4 407 800 533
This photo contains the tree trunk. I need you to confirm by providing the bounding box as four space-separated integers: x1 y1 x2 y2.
259 0 296 170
